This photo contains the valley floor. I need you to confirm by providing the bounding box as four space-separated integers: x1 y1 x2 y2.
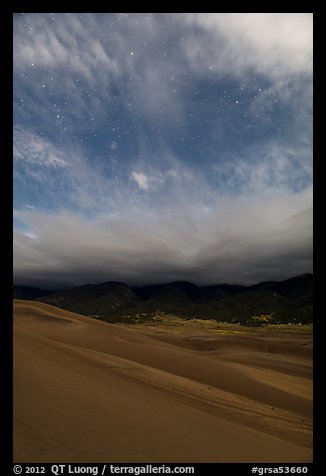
13 300 313 463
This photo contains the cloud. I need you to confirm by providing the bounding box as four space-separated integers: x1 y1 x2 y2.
13 14 120 78
13 125 122 213
14 127 67 168
180 13 313 78
209 140 312 195
131 172 149 190
14 14 122 133
13 185 313 289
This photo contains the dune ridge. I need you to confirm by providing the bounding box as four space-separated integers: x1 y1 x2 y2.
14 300 312 463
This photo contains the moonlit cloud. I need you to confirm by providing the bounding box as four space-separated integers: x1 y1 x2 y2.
13 186 312 288
13 13 313 289
14 127 67 168
131 172 149 190
180 13 313 78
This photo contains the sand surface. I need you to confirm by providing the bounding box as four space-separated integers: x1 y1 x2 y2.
13 300 313 463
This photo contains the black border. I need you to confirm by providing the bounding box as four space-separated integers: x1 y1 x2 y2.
2 3 14 471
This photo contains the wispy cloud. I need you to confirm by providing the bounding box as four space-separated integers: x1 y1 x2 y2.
14 13 312 133
14 127 67 168
14 14 120 78
13 125 120 213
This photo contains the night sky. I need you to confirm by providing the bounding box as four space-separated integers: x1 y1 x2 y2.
13 13 313 289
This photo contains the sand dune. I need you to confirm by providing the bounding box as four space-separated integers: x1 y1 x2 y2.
13 300 313 463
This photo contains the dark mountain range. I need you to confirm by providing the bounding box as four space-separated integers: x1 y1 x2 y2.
13 274 313 325
132 281 203 302
13 285 54 300
31 281 140 317
248 274 313 304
